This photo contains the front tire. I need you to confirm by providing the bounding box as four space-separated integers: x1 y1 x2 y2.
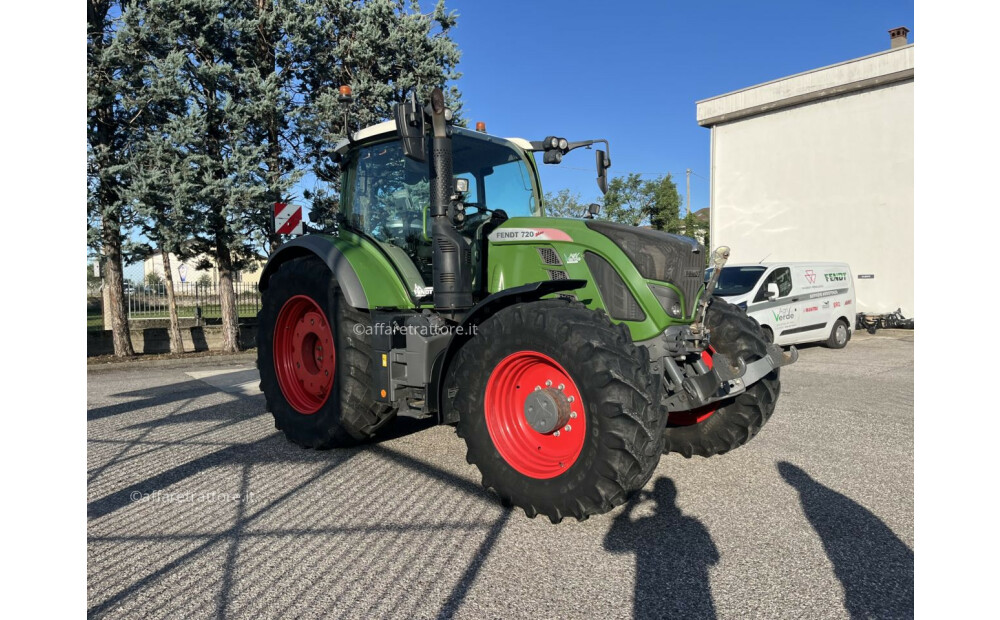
452 300 665 523
257 256 395 449
662 297 780 458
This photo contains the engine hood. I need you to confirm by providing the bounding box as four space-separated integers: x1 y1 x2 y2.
584 220 706 316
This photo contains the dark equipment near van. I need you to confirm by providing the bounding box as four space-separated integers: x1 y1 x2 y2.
856 308 914 334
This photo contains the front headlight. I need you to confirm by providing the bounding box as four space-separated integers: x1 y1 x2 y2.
648 284 684 319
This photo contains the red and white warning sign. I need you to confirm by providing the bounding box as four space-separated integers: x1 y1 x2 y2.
273 202 303 235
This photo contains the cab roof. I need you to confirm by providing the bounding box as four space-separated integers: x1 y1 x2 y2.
333 120 533 155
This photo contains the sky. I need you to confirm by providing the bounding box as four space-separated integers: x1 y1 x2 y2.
438 0 915 212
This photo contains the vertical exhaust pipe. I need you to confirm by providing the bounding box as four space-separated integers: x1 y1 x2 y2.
426 88 473 312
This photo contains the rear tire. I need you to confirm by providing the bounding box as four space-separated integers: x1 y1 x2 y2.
826 318 850 349
662 297 780 458
452 300 665 523
257 256 395 449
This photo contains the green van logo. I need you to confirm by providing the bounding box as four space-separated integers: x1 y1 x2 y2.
824 272 847 282
772 307 795 322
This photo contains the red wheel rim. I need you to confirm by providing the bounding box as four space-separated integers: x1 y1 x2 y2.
669 348 718 426
484 351 586 479
273 295 336 414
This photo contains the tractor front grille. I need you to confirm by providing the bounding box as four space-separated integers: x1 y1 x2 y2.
584 252 645 322
585 220 705 318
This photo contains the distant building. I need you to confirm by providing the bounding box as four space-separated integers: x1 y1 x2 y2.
143 252 263 286
696 27 913 315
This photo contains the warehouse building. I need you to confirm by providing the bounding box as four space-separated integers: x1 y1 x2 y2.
696 28 914 315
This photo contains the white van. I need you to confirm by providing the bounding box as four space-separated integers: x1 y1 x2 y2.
706 262 856 348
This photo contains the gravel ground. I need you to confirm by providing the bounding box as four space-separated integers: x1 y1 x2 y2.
87 331 913 619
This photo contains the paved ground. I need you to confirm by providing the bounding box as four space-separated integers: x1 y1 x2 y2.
87 331 913 619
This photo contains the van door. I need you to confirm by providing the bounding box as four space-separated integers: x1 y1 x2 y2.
793 265 833 340
748 266 799 343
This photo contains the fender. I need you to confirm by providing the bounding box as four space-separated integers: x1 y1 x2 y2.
258 236 368 308
433 279 586 423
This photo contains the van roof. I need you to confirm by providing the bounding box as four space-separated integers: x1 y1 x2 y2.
722 262 851 269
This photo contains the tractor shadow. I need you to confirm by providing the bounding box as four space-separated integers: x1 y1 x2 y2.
603 477 720 619
778 462 913 618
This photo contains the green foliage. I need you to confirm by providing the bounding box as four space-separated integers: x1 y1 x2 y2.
543 189 586 218
89 0 464 256
600 173 682 230
145 272 164 288
293 0 464 228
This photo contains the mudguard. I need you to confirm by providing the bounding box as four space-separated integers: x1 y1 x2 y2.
258 234 415 310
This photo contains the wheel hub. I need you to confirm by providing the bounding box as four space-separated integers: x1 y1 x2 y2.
484 351 586 479
523 388 573 434
273 295 336 414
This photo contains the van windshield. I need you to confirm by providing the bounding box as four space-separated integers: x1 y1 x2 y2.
709 266 767 296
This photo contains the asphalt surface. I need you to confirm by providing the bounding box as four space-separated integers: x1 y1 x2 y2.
87 331 914 619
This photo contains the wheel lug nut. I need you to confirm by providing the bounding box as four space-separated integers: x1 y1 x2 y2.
564 425 571 432
553 431 560 437
545 380 552 387
534 386 541 391
568 396 574 403
570 411 577 419
557 383 565 391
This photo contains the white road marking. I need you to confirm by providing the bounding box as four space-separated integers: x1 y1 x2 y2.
186 367 261 397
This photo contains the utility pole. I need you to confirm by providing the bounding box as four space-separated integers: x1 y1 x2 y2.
685 168 691 217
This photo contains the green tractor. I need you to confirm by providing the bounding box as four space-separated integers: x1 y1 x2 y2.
257 88 797 522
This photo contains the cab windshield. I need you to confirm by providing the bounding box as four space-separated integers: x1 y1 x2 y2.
346 131 540 290
708 266 767 297
347 132 539 242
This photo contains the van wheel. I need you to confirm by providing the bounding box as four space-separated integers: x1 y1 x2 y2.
761 325 774 344
826 319 850 349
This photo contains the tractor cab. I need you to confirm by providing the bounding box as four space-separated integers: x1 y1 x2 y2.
335 123 542 300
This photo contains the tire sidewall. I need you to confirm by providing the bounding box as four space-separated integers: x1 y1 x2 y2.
458 325 605 504
258 261 348 442
455 302 661 516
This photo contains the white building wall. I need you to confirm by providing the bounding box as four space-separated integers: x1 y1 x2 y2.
709 80 913 315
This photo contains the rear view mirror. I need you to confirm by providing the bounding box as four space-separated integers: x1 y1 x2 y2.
766 283 779 300
596 149 610 194
585 203 601 219
393 94 426 162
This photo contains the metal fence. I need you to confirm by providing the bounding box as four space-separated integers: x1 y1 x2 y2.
125 280 261 322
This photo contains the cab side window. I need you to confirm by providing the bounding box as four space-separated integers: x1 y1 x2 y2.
754 267 793 302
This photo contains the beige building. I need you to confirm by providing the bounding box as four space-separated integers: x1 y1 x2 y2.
696 28 914 315
143 252 264 286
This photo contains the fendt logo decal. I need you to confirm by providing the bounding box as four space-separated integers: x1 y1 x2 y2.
488 228 574 242
805 269 817 284
824 272 848 282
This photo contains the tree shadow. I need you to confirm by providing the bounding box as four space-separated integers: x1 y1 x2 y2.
604 477 719 619
777 462 913 619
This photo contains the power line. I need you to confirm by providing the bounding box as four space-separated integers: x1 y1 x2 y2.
545 165 709 180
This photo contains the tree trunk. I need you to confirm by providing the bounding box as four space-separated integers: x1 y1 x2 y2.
257 0 283 254
216 242 241 352
102 213 135 357
161 247 185 353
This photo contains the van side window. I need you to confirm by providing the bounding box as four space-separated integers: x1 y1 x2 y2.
754 267 793 302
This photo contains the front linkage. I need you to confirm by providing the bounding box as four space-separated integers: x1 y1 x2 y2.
645 246 798 415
